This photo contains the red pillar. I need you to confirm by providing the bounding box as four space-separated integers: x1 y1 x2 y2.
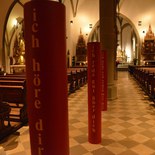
101 50 107 111
87 42 102 144
24 1 69 155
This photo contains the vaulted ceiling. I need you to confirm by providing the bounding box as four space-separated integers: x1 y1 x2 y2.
1 0 155 40
68 0 155 40
1 0 155 55
119 0 155 39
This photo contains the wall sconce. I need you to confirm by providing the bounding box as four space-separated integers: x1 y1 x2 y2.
138 21 142 26
70 20 73 24
89 24 92 29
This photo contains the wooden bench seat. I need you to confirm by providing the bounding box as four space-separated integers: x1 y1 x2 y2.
129 65 155 102
0 80 25 85
67 67 87 94
0 102 11 129
0 75 27 124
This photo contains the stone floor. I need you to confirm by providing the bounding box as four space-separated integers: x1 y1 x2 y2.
1 71 155 155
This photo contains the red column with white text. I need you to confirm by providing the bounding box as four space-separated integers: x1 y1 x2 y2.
101 50 107 111
24 1 69 155
87 42 102 144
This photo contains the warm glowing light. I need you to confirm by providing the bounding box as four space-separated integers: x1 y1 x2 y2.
12 19 17 27
132 37 136 51
78 15 90 33
142 14 152 22
19 55 24 64
83 25 91 35
79 15 89 24
125 46 131 62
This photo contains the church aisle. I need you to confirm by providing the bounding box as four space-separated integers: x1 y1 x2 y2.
1 71 155 155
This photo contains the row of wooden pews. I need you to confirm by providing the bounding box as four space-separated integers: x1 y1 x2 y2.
129 65 155 101
0 67 87 140
0 73 27 140
67 67 87 94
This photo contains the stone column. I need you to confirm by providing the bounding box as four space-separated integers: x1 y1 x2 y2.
100 0 117 100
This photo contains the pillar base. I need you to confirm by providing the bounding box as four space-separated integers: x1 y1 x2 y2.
107 83 117 100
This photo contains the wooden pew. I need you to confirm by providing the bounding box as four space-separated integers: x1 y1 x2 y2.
0 102 12 140
67 71 75 94
129 65 155 102
67 67 87 94
0 80 25 86
0 75 27 124
0 102 11 129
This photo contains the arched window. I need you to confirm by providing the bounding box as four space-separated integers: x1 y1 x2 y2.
3 1 29 73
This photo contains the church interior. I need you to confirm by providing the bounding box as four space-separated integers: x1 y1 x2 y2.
1 0 155 155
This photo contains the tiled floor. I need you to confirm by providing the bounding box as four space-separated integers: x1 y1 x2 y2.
1 71 155 155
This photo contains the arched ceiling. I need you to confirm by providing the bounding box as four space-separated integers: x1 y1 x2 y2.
74 0 155 40
1 0 155 51
119 0 155 39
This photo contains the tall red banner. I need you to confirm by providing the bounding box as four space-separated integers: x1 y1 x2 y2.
24 1 69 155
87 42 102 144
101 50 107 111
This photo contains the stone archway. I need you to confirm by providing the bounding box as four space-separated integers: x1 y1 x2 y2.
88 13 140 65
3 0 25 73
